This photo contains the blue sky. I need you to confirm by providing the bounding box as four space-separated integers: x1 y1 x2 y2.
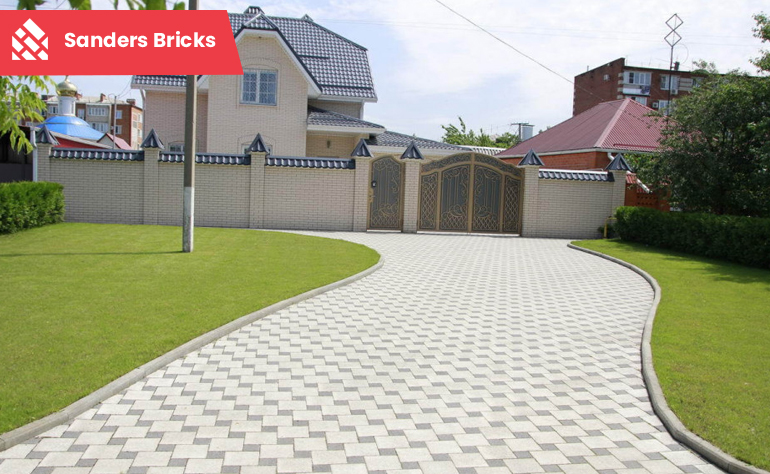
22 0 768 141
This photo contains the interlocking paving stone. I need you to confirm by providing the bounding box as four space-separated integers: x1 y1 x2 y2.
0 233 725 473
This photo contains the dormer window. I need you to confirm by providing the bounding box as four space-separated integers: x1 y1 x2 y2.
241 69 277 106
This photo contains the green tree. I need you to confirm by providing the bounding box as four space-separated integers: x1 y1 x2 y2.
441 117 521 149
753 13 770 73
654 71 770 215
1 76 54 153
2 0 184 152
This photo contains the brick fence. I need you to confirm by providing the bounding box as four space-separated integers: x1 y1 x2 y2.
34 132 627 239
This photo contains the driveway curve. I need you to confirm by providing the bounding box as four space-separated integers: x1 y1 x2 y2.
0 232 722 474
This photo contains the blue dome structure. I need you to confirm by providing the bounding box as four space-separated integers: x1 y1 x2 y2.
43 115 105 141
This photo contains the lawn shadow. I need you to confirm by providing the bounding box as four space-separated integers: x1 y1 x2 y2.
0 251 182 258
610 241 770 287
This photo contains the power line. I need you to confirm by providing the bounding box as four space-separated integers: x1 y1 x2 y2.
430 0 675 131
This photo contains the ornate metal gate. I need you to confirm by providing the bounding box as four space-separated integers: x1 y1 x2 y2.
419 153 523 233
368 156 404 230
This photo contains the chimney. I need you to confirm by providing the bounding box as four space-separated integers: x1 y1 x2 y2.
127 98 136 106
100 93 107 102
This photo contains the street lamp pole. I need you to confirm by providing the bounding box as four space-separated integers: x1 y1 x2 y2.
182 0 198 252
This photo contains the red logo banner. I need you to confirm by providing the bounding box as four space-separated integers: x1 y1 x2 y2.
2 10 243 75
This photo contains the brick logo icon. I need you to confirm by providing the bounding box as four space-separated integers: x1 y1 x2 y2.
12 19 48 60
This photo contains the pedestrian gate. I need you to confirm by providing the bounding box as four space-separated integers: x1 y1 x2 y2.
368 156 404 230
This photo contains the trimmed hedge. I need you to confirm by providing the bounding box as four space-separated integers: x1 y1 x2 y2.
614 206 770 269
0 181 65 234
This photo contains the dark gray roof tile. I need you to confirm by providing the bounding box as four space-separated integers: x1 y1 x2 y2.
160 152 250 165
134 10 376 100
266 156 355 169
247 133 269 153
52 148 143 161
366 131 466 151
538 169 613 182
308 106 384 130
351 138 373 157
140 129 164 149
605 153 632 171
36 125 59 146
519 149 544 166
401 141 424 160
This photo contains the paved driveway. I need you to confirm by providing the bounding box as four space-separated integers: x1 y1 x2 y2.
0 232 721 474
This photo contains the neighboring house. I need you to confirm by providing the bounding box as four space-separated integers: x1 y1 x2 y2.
497 98 663 170
132 6 464 159
44 94 144 149
573 57 705 116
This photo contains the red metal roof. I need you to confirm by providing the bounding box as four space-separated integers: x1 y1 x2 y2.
497 99 663 157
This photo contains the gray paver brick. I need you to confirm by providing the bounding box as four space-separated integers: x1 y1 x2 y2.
0 233 724 473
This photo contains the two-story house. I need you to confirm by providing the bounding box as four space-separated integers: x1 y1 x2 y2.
573 57 705 116
132 6 464 159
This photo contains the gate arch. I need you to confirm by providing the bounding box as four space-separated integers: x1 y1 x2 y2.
419 153 523 234
368 155 404 230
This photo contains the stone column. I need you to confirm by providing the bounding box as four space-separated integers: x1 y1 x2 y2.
34 125 57 182
402 160 421 233
517 149 544 238
352 156 372 232
140 129 164 226
519 166 541 238
36 143 52 182
610 170 627 214
249 151 267 229
142 147 160 225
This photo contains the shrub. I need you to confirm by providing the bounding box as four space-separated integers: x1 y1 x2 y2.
0 181 65 234
614 206 770 268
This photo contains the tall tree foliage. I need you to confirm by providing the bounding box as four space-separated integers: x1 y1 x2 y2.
648 14 770 216
441 117 521 149
2 0 184 152
1 76 54 153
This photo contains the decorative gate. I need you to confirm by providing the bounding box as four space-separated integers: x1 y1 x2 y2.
368 156 404 230
419 153 523 233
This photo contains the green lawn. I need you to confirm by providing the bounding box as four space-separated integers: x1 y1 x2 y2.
0 223 379 435
575 239 770 470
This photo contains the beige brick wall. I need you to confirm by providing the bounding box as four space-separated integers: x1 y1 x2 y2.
50 159 144 224
306 134 362 158
144 90 208 151
528 179 616 239
308 99 363 118
263 167 355 231
155 164 250 228
207 36 308 155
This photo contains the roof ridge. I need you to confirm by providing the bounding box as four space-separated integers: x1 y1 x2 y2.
595 98 630 148
268 15 369 52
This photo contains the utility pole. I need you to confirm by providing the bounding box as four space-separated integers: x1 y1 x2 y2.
182 0 198 252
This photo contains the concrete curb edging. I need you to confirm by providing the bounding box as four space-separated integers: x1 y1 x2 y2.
568 243 768 474
0 257 384 453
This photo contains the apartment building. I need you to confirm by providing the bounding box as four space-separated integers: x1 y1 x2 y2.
43 94 144 149
573 57 705 116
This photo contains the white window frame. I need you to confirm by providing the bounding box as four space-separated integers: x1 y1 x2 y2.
632 97 648 106
47 105 58 115
115 109 123 120
170 143 184 153
115 125 123 135
624 71 651 86
90 122 109 133
87 105 108 117
240 69 278 106
658 100 672 115
76 109 85 119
